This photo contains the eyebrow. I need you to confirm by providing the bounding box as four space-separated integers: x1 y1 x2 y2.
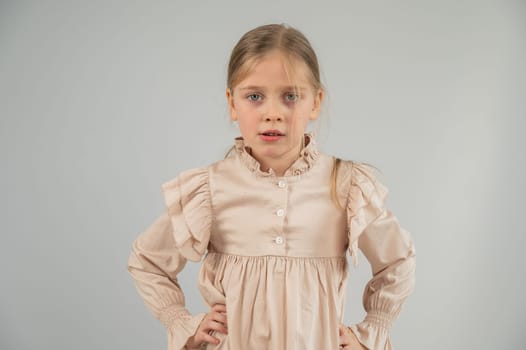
238 85 309 92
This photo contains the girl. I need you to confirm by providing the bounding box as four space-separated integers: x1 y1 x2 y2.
128 24 416 350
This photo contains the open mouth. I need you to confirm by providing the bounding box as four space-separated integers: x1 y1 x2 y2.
260 130 285 136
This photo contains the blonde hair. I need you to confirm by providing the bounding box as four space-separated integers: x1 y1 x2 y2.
226 23 342 208
227 24 322 91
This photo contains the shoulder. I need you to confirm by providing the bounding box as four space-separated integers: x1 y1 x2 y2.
336 159 388 211
161 166 210 196
160 166 214 261
347 161 381 186
160 153 239 198
322 154 387 201
321 153 379 185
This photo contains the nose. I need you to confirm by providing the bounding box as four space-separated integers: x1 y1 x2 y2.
263 99 284 122
265 114 283 122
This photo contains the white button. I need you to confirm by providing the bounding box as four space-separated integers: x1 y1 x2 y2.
275 236 284 244
276 208 285 217
278 180 287 188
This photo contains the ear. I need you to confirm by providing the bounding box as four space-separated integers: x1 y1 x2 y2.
309 89 324 121
226 88 237 121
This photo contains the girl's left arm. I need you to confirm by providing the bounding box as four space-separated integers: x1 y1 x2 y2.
346 162 416 350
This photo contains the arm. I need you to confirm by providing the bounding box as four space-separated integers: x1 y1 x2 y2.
128 212 206 350
128 167 212 350
346 162 416 350
349 209 416 350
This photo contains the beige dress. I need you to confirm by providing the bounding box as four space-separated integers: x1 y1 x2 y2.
127 135 416 350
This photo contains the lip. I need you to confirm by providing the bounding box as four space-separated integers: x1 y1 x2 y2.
259 129 285 142
259 129 285 136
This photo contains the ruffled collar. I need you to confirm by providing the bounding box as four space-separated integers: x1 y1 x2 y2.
233 133 319 177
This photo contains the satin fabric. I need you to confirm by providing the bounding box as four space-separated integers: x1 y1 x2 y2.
128 134 416 350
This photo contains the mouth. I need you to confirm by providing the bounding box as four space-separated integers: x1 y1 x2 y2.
259 130 285 142
259 130 285 137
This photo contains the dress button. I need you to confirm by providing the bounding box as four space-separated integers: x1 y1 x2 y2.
275 236 284 244
276 208 285 217
278 180 287 188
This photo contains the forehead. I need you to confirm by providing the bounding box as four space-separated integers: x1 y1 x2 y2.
235 51 312 89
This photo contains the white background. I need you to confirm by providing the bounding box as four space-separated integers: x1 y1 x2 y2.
1 0 525 349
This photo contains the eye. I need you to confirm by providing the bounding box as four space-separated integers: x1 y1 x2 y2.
285 93 299 102
247 93 262 102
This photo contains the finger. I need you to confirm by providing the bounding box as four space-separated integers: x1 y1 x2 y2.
346 326 358 342
212 304 227 312
210 311 228 326
339 333 348 346
340 342 352 349
339 335 349 346
200 332 221 345
202 311 226 327
207 320 228 334
338 325 350 346
200 319 228 335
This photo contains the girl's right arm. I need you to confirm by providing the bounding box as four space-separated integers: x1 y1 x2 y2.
127 167 214 350
128 212 207 350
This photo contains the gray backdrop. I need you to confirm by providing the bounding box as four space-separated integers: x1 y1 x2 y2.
1 0 525 349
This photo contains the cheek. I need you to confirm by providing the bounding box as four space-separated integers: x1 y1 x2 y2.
234 99 257 115
236 102 252 114
292 104 315 121
237 118 257 133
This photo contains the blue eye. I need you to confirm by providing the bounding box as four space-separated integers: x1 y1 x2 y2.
247 94 262 102
285 93 299 102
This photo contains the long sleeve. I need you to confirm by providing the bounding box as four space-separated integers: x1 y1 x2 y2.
127 167 212 350
346 162 416 350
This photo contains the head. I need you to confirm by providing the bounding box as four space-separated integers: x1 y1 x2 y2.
227 24 323 94
226 24 324 171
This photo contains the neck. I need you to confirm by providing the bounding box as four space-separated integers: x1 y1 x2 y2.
252 135 307 176
258 153 300 177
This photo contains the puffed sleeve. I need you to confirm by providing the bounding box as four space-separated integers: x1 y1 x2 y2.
345 162 416 350
127 167 212 350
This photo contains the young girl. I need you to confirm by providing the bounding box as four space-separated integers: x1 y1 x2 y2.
128 24 416 350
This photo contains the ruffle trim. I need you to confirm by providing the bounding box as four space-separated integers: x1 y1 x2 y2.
161 167 212 262
348 312 394 350
160 305 206 350
346 162 388 267
234 133 320 177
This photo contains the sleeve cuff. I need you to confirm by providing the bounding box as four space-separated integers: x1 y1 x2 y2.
159 306 206 350
348 311 394 350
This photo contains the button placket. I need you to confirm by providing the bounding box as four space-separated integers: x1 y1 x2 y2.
272 178 289 251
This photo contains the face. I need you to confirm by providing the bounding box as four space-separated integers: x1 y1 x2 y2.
226 51 323 170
